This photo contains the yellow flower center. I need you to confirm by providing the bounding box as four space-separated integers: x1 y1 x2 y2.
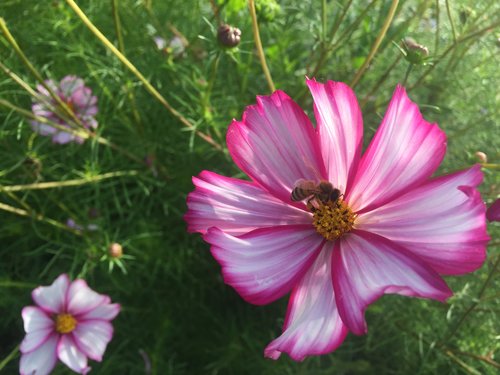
55 313 77 334
312 199 356 241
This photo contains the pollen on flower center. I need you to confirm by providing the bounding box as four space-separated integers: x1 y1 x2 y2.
312 199 356 241
55 313 77 334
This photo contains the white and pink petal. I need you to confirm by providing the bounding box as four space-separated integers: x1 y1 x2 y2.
78 302 121 321
72 320 114 361
20 333 58 375
204 225 324 305
265 244 348 361
20 328 55 354
67 279 108 316
347 86 446 213
333 230 452 335
22 306 54 333
227 90 327 204
57 334 91 374
185 171 312 235
357 165 489 275
32 273 70 314
59 76 85 98
307 79 363 193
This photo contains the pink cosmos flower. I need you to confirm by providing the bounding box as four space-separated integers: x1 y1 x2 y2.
486 198 500 222
185 79 490 361
20 274 120 374
31 75 98 144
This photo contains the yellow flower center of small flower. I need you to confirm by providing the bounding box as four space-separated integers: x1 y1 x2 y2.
312 199 356 241
55 313 77 334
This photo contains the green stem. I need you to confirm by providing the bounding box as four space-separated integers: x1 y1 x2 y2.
410 18 500 90
434 0 440 53
64 0 222 150
321 0 327 43
350 0 399 88
248 0 276 92
0 99 145 166
110 0 143 132
0 18 83 127
360 54 402 109
0 171 139 192
0 345 19 371
442 254 500 344
309 0 372 79
201 52 221 119
402 63 413 87
445 0 457 43
0 201 82 235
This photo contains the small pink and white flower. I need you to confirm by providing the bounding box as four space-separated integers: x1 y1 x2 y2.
20 274 120 375
31 75 98 144
185 79 490 361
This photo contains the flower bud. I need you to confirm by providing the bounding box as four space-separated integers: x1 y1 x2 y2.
401 37 429 65
474 151 487 163
109 243 123 258
217 24 241 48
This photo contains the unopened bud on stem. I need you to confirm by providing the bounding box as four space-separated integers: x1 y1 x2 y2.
217 24 241 48
109 243 123 258
401 37 429 65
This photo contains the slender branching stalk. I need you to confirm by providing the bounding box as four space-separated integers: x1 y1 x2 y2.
64 0 222 150
434 0 440 52
360 55 402 108
445 0 457 43
110 0 143 132
442 254 500 344
0 171 139 192
0 345 19 372
0 18 84 127
0 201 82 235
350 0 399 88
248 0 276 92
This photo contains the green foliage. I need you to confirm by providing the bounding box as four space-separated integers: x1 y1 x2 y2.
0 0 499 374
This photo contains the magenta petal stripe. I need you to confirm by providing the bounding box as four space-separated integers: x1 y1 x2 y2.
226 90 327 205
307 79 363 193
265 244 348 361
185 171 312 235
204 225 324 305
357 165 489 275
333 230 452 335
347 86 446 213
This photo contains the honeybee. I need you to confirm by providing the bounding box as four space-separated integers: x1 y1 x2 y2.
291 179 341 208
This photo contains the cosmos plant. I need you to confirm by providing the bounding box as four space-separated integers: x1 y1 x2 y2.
20 274 120 374
185 79 489 360
31 75 98 144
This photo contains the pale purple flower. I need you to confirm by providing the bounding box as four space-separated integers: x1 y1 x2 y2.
185 79 489 360
153 36 167 50
31 75 98 144
20 274 120 374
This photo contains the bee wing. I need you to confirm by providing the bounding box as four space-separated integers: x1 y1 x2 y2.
294 179 318 191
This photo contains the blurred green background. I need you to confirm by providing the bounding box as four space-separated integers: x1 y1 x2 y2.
0 0 499 374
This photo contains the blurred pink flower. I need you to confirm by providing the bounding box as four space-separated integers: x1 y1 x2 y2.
486 198 500 222
20 274 120 374
185 80 489 361
31 75 98 144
